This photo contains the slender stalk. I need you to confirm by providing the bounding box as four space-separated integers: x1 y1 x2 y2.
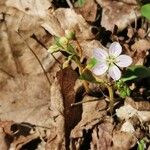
96 77 114 113
105 83 114 114
71 97 105 107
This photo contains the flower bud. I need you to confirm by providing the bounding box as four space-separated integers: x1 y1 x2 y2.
65 30 75 40
59 36 69 46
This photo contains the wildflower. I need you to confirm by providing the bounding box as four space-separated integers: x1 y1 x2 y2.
92 42 132 80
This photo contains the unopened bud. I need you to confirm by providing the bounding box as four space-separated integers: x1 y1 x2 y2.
65 30 75 40
59 36 69 46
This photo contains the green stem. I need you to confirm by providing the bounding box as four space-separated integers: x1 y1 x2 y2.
96 77 114 113
106 83 114 114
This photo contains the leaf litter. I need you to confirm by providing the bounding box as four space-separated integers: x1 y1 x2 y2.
0 0 150 149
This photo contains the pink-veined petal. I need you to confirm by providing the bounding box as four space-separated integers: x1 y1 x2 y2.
108 65 121 81
116 55 132 67
109 42 122 57
93 48 108 60
92 62 108 76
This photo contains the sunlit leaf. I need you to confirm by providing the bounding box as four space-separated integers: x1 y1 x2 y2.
138 139 145 150
115 80 131 98
141 4 150 20
87 57 97 69
75 0 86 7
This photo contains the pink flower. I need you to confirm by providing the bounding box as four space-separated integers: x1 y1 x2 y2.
92 42 132 81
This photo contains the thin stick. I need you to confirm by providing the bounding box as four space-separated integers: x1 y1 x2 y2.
0 68 14 78
31 34 62 65
71 97 105 107
17 31 51 86
66 0 74 9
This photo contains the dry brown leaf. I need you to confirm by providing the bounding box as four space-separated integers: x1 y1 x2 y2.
112 131 137 150
70 96 107 149
90 120 113 150
56 67 82 149
131 39 150 52
75 0 97 22
0 121 14 150
46 79 65 150
131 39 150 65
96 0 140 31
126 97 150 111
54 8 94 40
0 74 51 125
119 0 137 5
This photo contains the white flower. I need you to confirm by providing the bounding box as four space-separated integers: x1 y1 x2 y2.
92 42 132 80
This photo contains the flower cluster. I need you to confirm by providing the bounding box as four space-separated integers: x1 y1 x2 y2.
92 42 132 80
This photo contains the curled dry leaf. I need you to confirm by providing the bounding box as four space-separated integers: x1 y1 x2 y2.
56 67 82 149
0 74 51 125
96 0 140 31
112 131 137 150
90 120 113 150
0 121 14 150
70 96 107 149
46 79 65 150
116 103 150 123
126 97 150 111
131 39 150 65
54 8 94 40
121 121 135 134
75 0 97 22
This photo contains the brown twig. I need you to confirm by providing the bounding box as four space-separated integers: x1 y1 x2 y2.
31 34 62 65
0 68 14 78
17 31 51 86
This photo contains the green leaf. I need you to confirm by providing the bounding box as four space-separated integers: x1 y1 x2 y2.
75 0 86 7
141 4 150 20
80 69 97 83
122 66 150 82
67 43 76 54
138 139 145 150
115 80 131 98
87 58 97 69
48 45 60 53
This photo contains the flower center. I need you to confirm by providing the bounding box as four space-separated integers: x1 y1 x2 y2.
106 56 116 66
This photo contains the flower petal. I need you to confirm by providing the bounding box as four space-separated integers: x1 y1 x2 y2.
92 62 108 76
109 42 122 57
108 65 121 80
116 55 132 67
93 48 108 60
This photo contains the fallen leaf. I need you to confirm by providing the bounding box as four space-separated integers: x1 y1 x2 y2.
112 131 137 150
0 74 51 125
131 39 150 65
90 120 113 150
70 96 107 149
96 0 140 31
75 0 97 22
126 97 150 111
46 79 65 150
56 67 82 149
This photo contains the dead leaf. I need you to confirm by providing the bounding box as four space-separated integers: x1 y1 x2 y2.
75 0 97 22
96 0 140 31
0 121 14 150
0 74 51 125
90 120 113 150
46 79 65 150
112 131 137 150
56 67 82 149
54 8 94 40
70 96 107 149
131 39 150 65
126 97 150 111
